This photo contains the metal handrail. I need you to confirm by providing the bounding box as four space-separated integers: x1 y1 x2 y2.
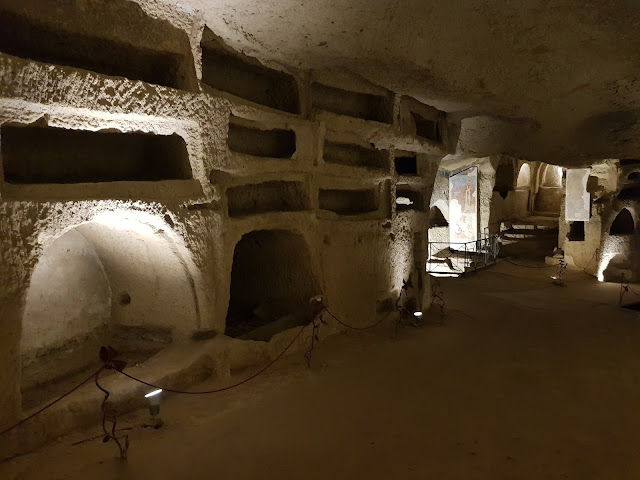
426 234 500 276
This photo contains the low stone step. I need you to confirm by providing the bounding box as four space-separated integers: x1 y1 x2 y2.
502 229 558 240
511 223 558 231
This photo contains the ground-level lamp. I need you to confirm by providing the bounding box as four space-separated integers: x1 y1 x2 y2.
144 389 164 428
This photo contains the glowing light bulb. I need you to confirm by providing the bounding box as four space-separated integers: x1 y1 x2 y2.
144 389 162 398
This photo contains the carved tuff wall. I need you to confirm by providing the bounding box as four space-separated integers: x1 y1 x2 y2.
0 0 452 458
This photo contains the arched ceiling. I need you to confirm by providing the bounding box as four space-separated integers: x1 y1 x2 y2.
168 0 640 165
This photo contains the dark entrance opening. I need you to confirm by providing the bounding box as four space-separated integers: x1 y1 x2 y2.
610 209 635 235
226 230 321 341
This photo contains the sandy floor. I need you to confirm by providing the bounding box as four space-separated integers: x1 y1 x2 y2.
3 262 640 479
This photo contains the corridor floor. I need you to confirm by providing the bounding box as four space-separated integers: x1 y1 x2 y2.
3 262 640 479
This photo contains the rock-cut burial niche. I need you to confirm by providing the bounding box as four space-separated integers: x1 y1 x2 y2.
323 141 388 170
0 5 194 89
20 221 198 410
311 83 394 123
394 154 418 175
319 188 379 215
411 112 441 142
610 208 635 235
1 125 192 184
227 121 296 159
396 187 423 211
201 27 300 113
226 230 320 341
226 180 310 217
566 221 585 241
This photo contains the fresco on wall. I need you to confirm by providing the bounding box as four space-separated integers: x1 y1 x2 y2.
449 166 478 247
565 168 590 221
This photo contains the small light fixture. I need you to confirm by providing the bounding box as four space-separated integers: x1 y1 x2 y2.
144 389 163 428
413 311 423 318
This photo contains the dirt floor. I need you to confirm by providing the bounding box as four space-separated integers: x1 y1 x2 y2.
3 261 640 479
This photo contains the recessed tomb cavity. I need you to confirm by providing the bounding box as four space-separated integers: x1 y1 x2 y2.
226 230 320 341
21 219 198 409
311 83 394 123
226 181 310 217
411 112 442 142
567 221 585 241
1 125 192 184
323 141 388 170
617 185 640 201
396 188 423 211
394 154 418 175
0 7 194 89
319 188 378 215
201 27 300 113
227 122 296 159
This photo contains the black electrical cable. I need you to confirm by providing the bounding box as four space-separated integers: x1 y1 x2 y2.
116 323 306 395
319 303 395 330
0 366 104 437
574 248 598 272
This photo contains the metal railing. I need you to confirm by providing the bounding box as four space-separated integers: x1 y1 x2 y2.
426 234 500 275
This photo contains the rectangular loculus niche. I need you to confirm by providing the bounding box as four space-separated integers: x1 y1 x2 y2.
201 28 300 113
394 154 418 175
0 11 191 89
396 188 424 211
411 112 441 143
323 141 388 170
311 83 394 124
1 125 192 184
227 181 310 217
227 123 296 159
319 188 378 216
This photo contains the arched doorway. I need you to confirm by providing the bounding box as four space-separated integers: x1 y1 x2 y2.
534 164 563 214
226 230 320 341
610 208 635 235
429 206 448 227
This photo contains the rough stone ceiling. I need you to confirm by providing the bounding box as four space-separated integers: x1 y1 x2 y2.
164 0 640 166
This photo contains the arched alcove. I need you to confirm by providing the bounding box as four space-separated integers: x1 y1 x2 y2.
610 208 635 235
534 164 563 214
429 206 448 227
21 216 199 409
516 163 531 189
493 162 515 199
226 230 320 341
541 165 563 187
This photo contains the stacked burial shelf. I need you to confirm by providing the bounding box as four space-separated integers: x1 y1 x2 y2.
0 1 213 421
0 3 454 458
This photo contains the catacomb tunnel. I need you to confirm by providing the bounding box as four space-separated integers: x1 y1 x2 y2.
2 1 640 477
